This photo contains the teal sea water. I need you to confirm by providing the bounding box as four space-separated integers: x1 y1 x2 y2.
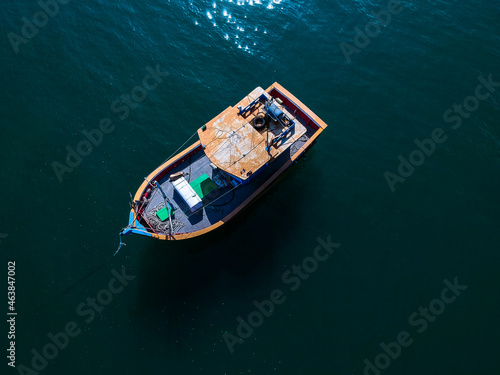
1 0 500 374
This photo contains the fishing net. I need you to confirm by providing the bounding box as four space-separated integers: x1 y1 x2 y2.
145 203 185 235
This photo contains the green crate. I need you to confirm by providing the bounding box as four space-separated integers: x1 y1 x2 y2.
189 173 218 199
156 205 172 222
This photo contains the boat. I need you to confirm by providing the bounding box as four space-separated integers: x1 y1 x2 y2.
117 82 327 244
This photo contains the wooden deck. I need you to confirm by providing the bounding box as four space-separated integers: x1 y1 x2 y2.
198 87 306 180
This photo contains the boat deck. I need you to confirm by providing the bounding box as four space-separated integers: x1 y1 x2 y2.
141 117 315 237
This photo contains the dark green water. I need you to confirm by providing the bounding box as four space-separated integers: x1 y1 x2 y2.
1 0 500 374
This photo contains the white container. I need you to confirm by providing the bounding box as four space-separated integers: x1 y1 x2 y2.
171 176 203 212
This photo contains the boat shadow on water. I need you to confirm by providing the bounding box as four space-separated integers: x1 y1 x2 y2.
128 160 309 347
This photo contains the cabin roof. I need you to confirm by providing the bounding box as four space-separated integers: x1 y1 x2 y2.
198 87 306 180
